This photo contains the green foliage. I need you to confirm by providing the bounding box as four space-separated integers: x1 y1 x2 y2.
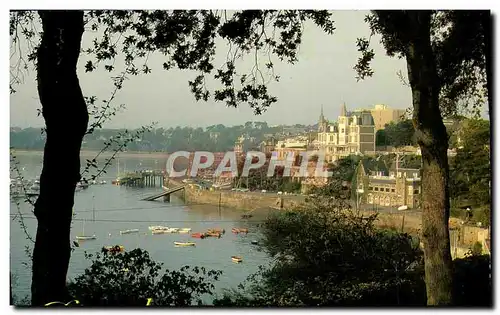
375 129 387 146
10 123 308 152
11 10 335 114
383 120 416 147
452 255 492 306
355 11 489 117
215 191 425 306
67 248 222 306
450 119 490 211
470 242 483 256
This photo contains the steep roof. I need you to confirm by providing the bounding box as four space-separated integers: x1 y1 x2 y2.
360 158 389 176
340 103 347 117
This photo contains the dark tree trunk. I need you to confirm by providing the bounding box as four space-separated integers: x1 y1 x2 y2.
31 10 87 306
405 11 453 305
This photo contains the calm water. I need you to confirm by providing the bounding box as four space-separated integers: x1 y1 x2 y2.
10 152 271 302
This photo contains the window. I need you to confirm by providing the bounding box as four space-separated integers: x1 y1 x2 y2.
391 188 395 193
368 187 373 191
374 187 379 191
414 189 419 194
385 188 390 192
341 128 344 133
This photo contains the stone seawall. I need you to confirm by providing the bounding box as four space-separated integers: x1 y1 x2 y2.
185 187 305 211
164 179 304 211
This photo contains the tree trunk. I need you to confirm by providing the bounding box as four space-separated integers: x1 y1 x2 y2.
405 11 453 305
31 10 87 306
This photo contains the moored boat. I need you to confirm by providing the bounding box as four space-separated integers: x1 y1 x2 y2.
120 229 139 235
251 240 259 245
174 242 196 247
149 225 168 231
103 245 125 253
152 229 168 235
205 232 221 238
178 228 191 234
76 235 96 241
232 228 248 234
231 256 243 263
191 233 206 239
207 228 225 234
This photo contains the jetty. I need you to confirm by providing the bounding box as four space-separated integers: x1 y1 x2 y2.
116 170 165 187
142 185 186 202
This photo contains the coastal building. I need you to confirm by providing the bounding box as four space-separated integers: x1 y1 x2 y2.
353 155 422 209
259 137 277 155
317 103 376 162
274 137 308 161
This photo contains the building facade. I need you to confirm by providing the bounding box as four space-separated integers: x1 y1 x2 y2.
368 104 407 131
317 103 376 162
354 158 422 209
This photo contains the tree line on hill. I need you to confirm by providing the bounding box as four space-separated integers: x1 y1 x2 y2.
10 122 310 152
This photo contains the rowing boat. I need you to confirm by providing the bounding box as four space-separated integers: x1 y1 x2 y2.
120 229 139 235
205 232 221 238
152 229 167 235
149 225 168 231
174 242 196 247
207 228 225 234
232 228 248 234
231 256 243 263
191 233 206 239
76 235 96 241
103 245 125 253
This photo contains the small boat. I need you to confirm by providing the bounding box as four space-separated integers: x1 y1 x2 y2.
178 228 191 234
152 229 168 235
232 228 248 234
103 245 125 253
191 233 206 239
231 256 243 263
207 228 225 234
149 225 169 231
205 232 221 238
251 240 259 245
76 235 96 241
174 242 196 247
120 229 139 235
100 180 107 185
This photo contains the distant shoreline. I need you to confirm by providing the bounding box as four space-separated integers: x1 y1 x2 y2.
10 149 170 159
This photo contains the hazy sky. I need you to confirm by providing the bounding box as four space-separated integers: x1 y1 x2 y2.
10 10 415 129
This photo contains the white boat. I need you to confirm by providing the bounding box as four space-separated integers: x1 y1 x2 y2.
152 229 168 235
76 215 96 241
174 242 196 247
178 228 192 234
99 180 107 185
120 229 140 235
76 235 96 241
397 205 408 211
